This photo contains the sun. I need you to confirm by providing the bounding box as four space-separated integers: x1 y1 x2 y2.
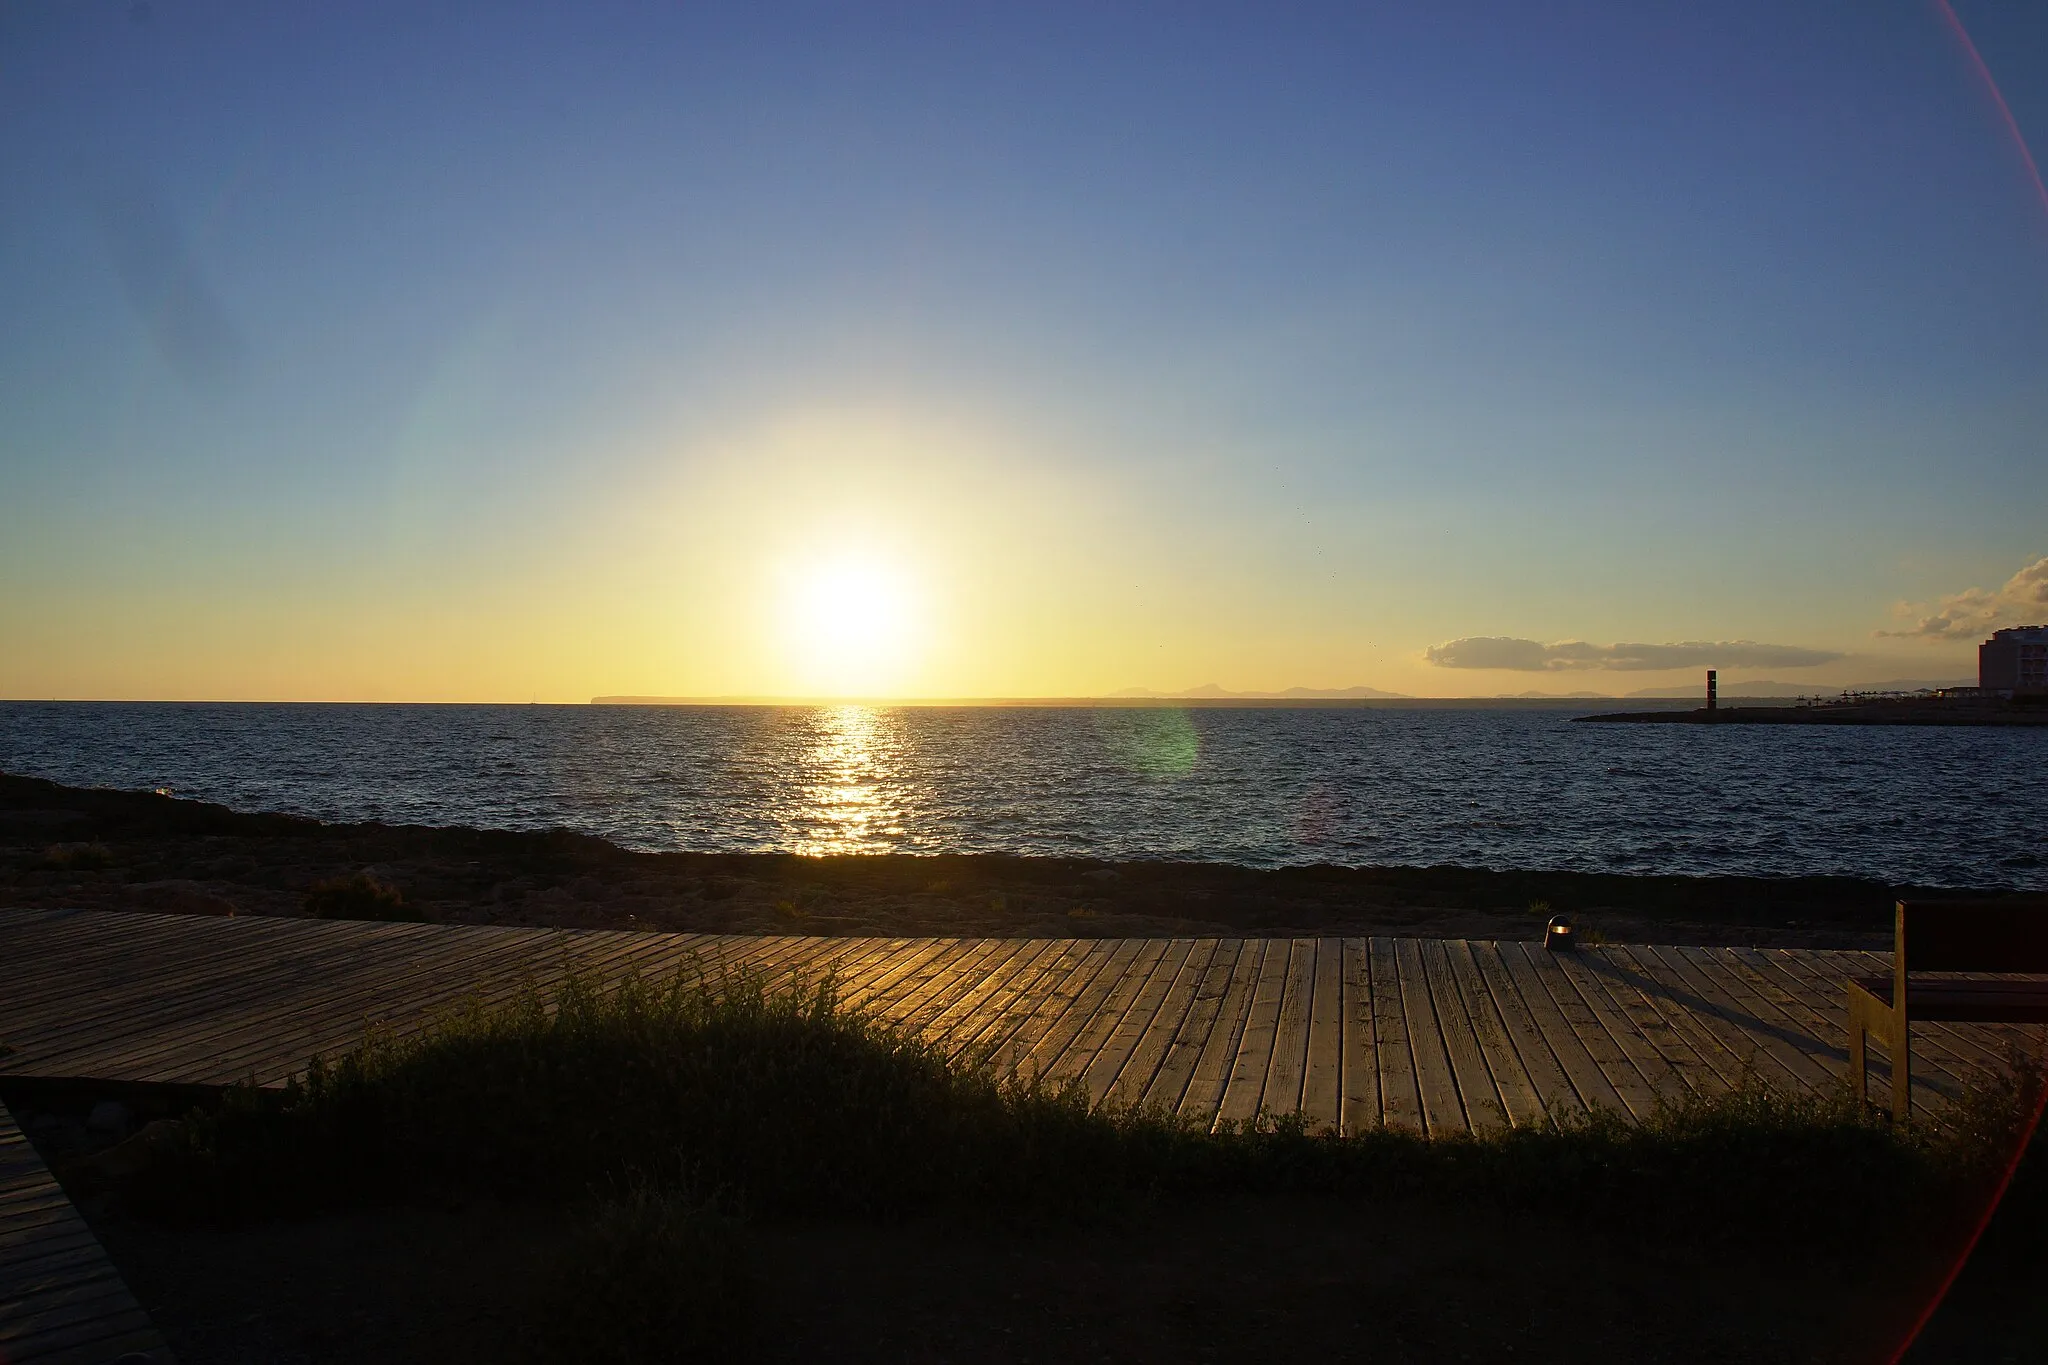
779 553 921 695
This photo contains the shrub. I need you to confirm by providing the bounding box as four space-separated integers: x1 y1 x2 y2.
43 841 114 870
122 967 2044 1256
303 871 420 922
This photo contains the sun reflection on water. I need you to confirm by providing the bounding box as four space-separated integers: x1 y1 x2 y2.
790 705 907 855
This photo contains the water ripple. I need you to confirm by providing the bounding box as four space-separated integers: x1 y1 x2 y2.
1 702 2043 889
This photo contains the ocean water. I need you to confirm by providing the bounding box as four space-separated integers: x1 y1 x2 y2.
1 702 2043 888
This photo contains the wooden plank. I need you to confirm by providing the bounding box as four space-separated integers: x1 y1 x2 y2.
835 938 960 1011
873 938 1014 1029
1045 939 1183 1095
0 909 345 1011
1097 939 1217 1107
0 1240 126 1281
740 933 881 1001
1658 946 1839 1095
1338 939 1380 1135
1215 939 1295 1127
7 918 564 1063
1140 940 1248 1116
49 926 614 1085
897 939 1029 1038
1418 938 1508 1132
1177 940 1269 1128
0 1104 170 1365
793 938 907 1005
1550 950 1690 1108
1512 944 1663 1121
1567 948 1724 1102
1072 939 1199 1099
2 914 401 1044
1257 939 1321 1121
941 939 1088 1067
1299 939 1345 1133
1443 940 1545 1128
1393 936 1467 1136
1366 938 1423 1132
34 923 595 1082
143 926 738 1088
1611 945 1815 1093
1747 947 1996 1109
3 910 449 1017
1590 943 1765 1091
1760 948 2010 1088
1830 947 2034 1075
1016 939 1158 1086
972 940 1115 1077
928 939 1066 1060
1495 942 1627 1116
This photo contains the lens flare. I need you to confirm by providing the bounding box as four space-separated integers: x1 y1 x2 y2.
1934 0 2048 229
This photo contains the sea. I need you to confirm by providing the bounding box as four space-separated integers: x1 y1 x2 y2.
1 702 2043 889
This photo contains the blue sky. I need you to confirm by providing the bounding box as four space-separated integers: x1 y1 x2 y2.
2 1 2044 699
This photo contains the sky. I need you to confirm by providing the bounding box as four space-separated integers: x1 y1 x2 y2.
2 0 2046 701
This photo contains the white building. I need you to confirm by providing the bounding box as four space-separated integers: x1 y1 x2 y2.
1979 626 2048 695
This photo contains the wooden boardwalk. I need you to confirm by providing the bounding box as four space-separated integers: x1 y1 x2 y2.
3 908 2040 1132
3 907 2041 1362
1 1104 172 1365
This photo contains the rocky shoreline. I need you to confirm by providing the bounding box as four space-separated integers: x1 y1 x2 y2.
5 772 2017 949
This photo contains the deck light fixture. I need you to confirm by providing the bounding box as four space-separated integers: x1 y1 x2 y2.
1544 914 1576 951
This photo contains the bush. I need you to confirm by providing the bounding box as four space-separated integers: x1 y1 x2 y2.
43 841 114 870
303 871 420 922
121 965 2048 1257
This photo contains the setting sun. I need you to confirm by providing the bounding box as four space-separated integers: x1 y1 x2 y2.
778 553 923 695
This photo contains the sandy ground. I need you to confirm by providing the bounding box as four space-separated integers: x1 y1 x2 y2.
58 1184 2040 1364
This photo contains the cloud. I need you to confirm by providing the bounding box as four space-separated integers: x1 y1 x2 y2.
1424 637 1843 672
1877 554 2048 640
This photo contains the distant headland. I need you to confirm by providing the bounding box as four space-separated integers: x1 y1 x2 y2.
1582 630 2048 725
1577 696 2048 726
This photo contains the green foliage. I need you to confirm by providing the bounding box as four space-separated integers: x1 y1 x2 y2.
125 967 2043 1258
303 871 420 922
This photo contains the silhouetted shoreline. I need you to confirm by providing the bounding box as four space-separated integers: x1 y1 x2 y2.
9 771 2030 950
1577 700 2048 726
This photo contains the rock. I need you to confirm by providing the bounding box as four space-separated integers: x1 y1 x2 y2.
86 1100 132 1134
126 879 239 917
0 807 91 834
1082 868 1121 883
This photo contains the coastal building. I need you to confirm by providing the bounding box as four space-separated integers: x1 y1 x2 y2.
1979 626 2048 695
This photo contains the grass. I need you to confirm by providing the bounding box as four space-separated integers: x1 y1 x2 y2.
108 965 2046 1360
303 870 421 922
42 840 115 869
125 966 2042 1229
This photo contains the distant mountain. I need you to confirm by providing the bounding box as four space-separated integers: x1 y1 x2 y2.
1498 690 1609 699
1623 678 1973 699
1109 683 1411 700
